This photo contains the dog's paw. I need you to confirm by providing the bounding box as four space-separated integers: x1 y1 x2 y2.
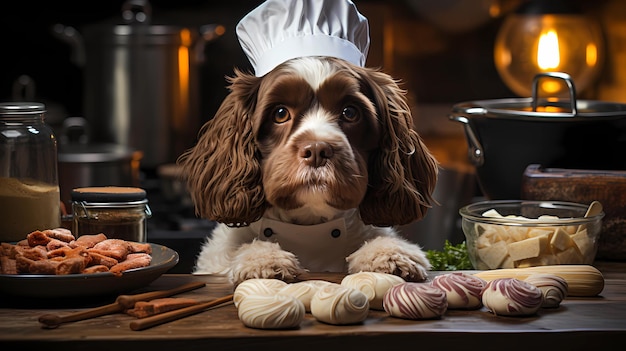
229 240 306 286
346 236 431 282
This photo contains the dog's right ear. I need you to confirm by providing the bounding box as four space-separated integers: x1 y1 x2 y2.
177 68 268 226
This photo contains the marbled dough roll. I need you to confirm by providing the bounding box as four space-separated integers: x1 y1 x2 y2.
431 272 486 309
383 282 447 320
341 271 405 310
237 294 305 329
482 278 543 316
277 280 335 312
310 284 369 325
233 278 288 307
524 273 568 308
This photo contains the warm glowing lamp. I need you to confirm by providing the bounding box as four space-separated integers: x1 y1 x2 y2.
494 0 604 97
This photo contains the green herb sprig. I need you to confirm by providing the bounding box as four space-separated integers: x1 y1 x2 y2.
426 240 473 271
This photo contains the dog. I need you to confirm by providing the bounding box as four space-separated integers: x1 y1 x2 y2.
178 56 439 286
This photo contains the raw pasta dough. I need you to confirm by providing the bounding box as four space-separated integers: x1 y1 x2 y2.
341 271 405 310
310 284 369 325
237 294 305 329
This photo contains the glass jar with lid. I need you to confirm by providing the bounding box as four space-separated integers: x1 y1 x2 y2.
0 102 61 242
71 186 151 242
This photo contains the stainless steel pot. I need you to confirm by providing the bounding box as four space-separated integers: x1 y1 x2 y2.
449 72 626 200
57 117 143 210
54 0 224 169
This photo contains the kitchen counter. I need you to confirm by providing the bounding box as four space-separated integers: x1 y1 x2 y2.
1 262 625 351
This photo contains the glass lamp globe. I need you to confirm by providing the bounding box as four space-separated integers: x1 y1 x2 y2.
494 0 604 97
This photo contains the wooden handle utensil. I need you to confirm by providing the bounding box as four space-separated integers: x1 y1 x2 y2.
129 294 234 331
38 301 122 329
38 281 206 329
115 281 206 309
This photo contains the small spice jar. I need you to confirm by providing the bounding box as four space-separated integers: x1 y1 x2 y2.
71 186 151 242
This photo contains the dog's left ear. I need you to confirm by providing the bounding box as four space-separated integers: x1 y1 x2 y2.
358 69 439 226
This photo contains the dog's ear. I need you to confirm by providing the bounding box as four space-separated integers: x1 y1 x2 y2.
177 68 268 226
358 69 439 226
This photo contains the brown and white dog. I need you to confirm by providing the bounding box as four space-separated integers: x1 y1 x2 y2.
178 56 439 285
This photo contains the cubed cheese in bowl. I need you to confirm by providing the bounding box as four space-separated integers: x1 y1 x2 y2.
459 200 604 270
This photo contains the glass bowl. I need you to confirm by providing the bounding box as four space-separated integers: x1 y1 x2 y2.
459 200 604 270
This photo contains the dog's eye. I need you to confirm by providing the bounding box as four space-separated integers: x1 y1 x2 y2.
272 106 291 124
341 106 359 122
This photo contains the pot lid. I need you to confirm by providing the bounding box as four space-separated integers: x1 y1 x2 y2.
83 0 185 35
452 72 626 120
452 98 626 120
58 143 142 163
0 102 46 114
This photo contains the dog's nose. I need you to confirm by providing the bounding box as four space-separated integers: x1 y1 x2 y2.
299 141 333 167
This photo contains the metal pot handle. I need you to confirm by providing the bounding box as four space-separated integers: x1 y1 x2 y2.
11 75 36 101
52 24 85 67
60 117 90 145
121 0 152 24
448 113 485 167
531 72 578 116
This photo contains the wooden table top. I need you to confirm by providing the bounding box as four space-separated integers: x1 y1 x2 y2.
1 262 625 351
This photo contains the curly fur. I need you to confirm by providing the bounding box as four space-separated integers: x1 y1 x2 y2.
178 56 439 285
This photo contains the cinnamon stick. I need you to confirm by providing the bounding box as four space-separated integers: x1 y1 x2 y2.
129 294 234 331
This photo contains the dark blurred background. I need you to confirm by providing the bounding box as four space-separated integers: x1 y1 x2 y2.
0 0 255 125
1 0 621 135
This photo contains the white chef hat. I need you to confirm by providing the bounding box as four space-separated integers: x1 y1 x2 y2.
236 0 370 77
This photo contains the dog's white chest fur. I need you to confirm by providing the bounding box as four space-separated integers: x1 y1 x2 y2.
250 217 349 272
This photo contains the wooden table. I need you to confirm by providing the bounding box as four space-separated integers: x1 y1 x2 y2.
1 262 625 351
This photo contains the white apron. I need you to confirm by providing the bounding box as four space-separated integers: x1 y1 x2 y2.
249 217 349 272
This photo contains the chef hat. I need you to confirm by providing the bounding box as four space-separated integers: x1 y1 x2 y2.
236 0 370 77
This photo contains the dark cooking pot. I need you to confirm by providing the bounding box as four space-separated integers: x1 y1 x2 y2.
449 72 626 200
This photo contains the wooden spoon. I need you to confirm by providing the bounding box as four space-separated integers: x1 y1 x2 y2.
38 281 206 329
584 200 603 218
577 200 603 234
